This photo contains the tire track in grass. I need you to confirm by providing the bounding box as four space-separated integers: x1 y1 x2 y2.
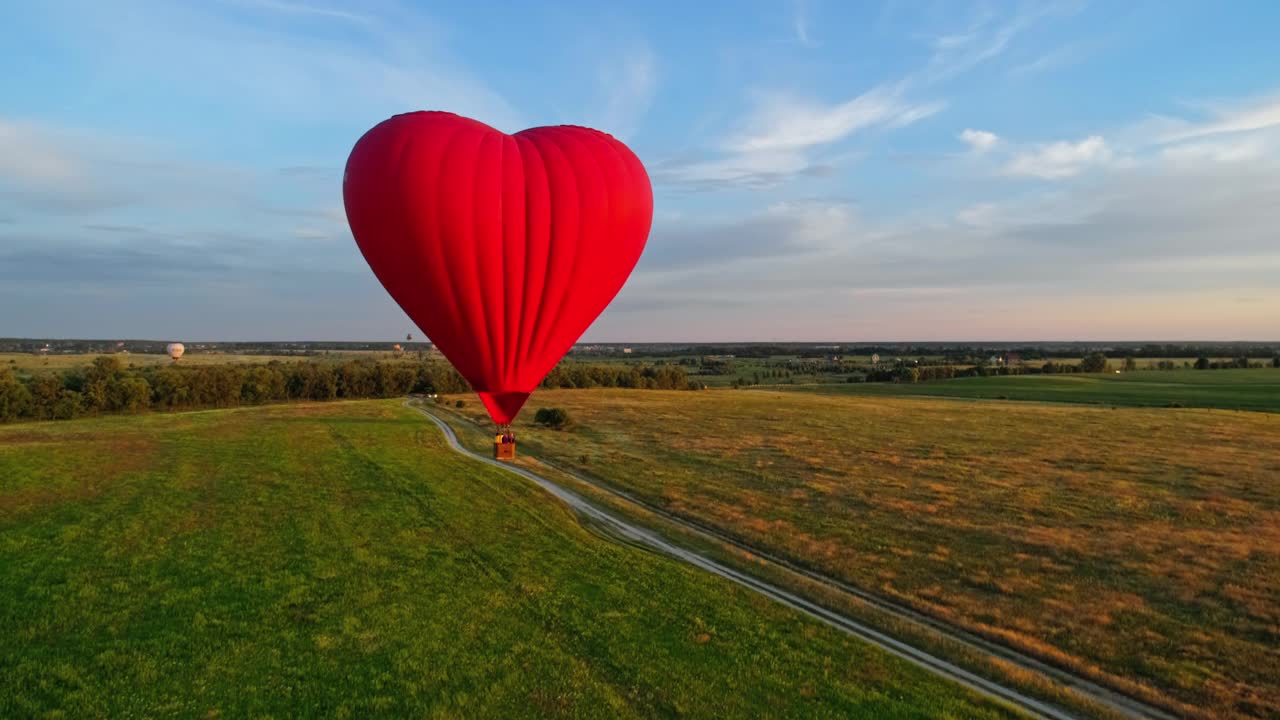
409 402 1087 720
422 401 1186 720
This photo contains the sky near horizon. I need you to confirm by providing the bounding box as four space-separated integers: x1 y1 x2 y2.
2 0 1279 342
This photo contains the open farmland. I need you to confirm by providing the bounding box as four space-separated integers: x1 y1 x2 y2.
442 388 1280 719
0 401 1020 720
795 369 1280 412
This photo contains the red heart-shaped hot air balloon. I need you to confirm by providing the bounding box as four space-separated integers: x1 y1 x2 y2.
343 111 653 425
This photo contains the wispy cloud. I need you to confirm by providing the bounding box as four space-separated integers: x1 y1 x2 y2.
916 2 1075 85
1150 96 1280 145
656 86 936 190
637 201 854 272
43 0 521 131
655 2 1062 194
1008 42 1086 78
725 86 941 153
0 120 184 214
219 0 375 25
589 44 658 141
789 0 818 47
0 117 353 268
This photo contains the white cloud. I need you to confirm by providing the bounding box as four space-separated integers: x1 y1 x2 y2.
956 202 998 226
765 200 858 245
1160 136 1271 165
611 143 1280 340
0 121 86 184
725 86 941 154
1003 135 1112 179
958 128 998 153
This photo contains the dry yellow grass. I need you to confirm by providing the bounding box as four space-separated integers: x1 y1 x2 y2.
455 388 1280 719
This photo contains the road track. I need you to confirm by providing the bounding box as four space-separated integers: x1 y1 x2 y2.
409 404 1177 717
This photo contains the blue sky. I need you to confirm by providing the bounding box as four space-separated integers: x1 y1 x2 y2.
3 0 1279 341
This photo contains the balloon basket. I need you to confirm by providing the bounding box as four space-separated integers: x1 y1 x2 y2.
494 441 516 462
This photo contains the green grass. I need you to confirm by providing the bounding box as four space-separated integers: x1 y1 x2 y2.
0 401 1019 719
792 369 1280 412
445 388 1280 719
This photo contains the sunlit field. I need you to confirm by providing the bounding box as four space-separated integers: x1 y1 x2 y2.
0 401 1020 720
443 388 1280 719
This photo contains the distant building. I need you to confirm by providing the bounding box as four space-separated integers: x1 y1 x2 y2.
622 347 633 354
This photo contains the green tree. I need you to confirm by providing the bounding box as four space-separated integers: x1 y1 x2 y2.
149 367 192 408
111 377 152 413
1080 352 1108 373
81 355 125 412
29 374 64 420
1123 356 1137 372
0 368 32 422
243 366 286 404
1195 356 1210 370
53 390 85 420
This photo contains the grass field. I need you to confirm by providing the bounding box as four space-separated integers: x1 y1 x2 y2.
0 401 1020 719
444 388 1280 719
794 368 1280 412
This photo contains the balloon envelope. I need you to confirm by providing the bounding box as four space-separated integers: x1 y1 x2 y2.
166 343 184 360
343 111 653 424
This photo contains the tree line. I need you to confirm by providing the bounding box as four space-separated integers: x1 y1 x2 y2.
726 351 1280 387
0 357 694 424
540 363 690 390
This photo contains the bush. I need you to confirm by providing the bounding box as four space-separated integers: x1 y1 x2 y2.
534 407 570 430
1080 352 1108 373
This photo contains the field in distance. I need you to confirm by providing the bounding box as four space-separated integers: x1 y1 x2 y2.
443 388 1280 719
0 351 417 371
790 368 1280 412
0 401 1018 720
